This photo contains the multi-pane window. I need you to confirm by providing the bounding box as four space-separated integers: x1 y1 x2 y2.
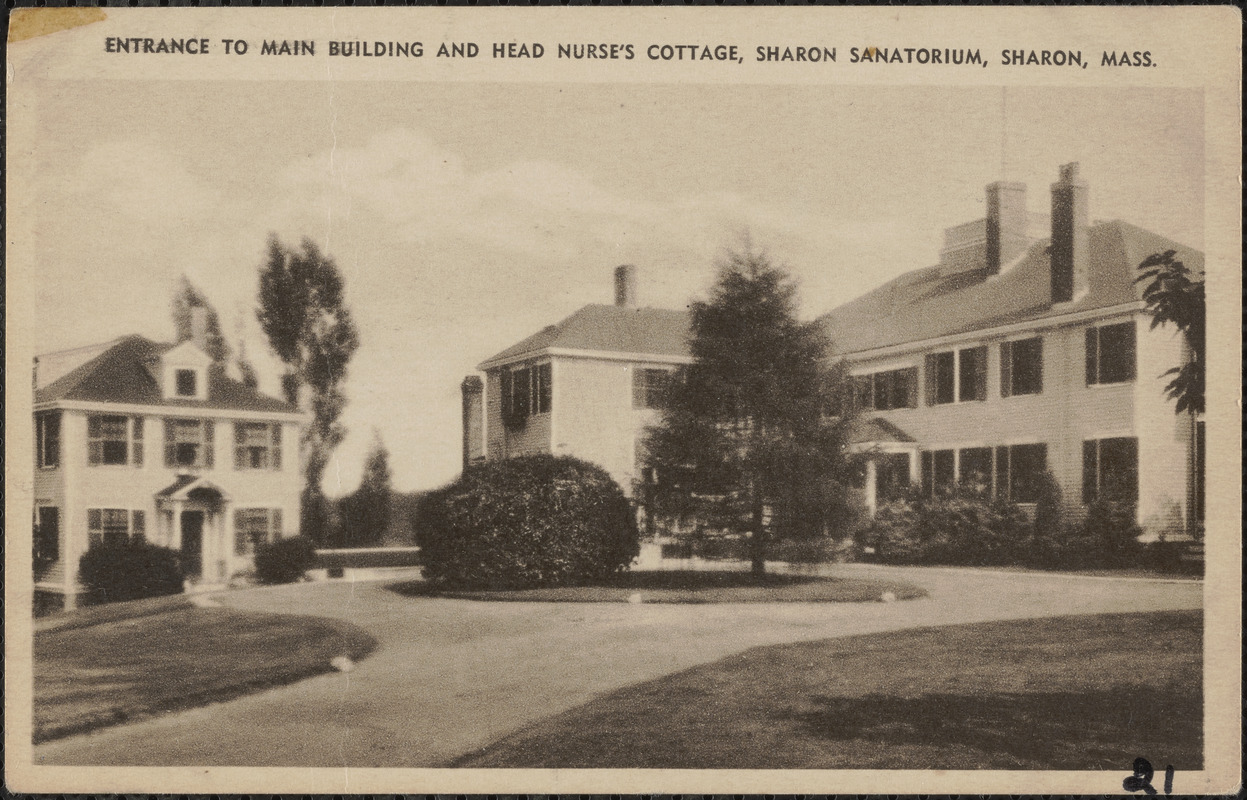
234 422 282 470
856 367 918 411
920 449 956 495
958 447 993 493
36 411 61 469
164 418 215 469
875 452 912 501
234 508 283 555
1082 437 1139 503
175 369 198 397
1086 321 1136 385
1000 337 1044 396
633 368 673 409
88 415 143 466
87 508 145 547
994 443 1048 503
34 506 60 567
926 346 986 405
500 363 551 426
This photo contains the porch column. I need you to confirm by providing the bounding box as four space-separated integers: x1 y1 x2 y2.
864 459 878 518
171 500 184 550
222 504 235 580
908 450 920 484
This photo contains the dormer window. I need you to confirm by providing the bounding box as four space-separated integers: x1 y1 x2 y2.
175 369 198 397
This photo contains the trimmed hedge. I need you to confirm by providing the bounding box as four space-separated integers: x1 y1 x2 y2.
78 540 184 605
415 454 639 590
254 536 317 585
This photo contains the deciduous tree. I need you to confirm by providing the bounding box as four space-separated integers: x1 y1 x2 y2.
1136 250 1204 415
257 235 361 542
337 432 395 547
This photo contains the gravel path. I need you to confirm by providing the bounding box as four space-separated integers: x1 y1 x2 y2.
33 563 1201 768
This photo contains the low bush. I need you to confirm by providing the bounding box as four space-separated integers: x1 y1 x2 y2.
254 536 317 585
415 454 639 590
78 540 184 605
865 489 1030 567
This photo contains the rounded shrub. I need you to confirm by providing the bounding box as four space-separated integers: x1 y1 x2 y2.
79 540 184 604
415 454 640 590
254 535 317 585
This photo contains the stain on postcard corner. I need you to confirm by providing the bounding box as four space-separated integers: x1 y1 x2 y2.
8 8 107 44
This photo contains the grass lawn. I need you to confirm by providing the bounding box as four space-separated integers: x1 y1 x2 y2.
453 610 1202 770
34 604 377 743
391 569 927 603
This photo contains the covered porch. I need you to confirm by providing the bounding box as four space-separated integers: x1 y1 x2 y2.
154 475 235 588
849 417 920 517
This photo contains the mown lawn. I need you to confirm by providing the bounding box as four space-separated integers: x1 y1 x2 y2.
453 610 1202 770
392 569 927 604
34 603 377 743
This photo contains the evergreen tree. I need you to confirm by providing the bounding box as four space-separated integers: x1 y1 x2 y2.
256 235 361 542
642 248 857 575
337 433 395 547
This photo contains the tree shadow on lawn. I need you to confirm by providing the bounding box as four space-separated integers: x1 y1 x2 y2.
790 685 1202 770
388 569 927 603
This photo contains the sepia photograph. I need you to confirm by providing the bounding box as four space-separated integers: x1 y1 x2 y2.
5 6 1240 795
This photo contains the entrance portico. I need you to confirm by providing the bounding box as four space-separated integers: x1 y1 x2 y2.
156 475 233 586
849 417 920 517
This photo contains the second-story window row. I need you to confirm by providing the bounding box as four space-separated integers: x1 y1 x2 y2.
234 422 283 470
926 346 987 406
165 418 215 469
855 367 918 411
1086 321 1136 385
88 414 144 466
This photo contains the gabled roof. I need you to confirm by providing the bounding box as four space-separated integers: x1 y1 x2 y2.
820 220 1204 356
34 335 299 414
479 304 691 369
849 416 917 445
155 475 232 501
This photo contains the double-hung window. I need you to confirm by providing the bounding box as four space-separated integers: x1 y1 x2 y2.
234 422 282 470
1086 322 1136 385
1082 437 1139 503
165 418 215 469
1000 337 1044 396
36 411 61 469
633 368 673 409
925 346 986 405
856 367 918 411
501 362 551 427
87 508 145 547
994 443 1048 503
234 508 283 555
920 449 956 495
88 415 143 466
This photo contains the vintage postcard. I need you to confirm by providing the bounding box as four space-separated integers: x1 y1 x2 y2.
5 6 1240 795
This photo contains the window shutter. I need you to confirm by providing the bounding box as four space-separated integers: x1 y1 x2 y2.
972 347 987 401
234 510 247 555
924 354 938 406
994 446 1010 500
272 508 283 539
920 451 934 495
1000 341 1013 398
904 367 918 408
132 510 146 540
272 424 283 471
1085 327 1099 384
1121 323 1137 382
204 421 215 468
1082 440 1098 503
538 363 552 413
164 419 177 467
500 370 513 418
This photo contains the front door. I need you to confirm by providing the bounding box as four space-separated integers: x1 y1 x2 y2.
181 511 204 579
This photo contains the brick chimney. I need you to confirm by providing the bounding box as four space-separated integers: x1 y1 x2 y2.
985 181 1028 275
189 306 211 352
614 264 638 307
461 375 483 469
1049 162 1090 303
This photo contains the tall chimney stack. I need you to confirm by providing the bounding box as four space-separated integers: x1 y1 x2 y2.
189 306 211 352
1050 162 1090 303
984 181 1028 275
614 264 638 307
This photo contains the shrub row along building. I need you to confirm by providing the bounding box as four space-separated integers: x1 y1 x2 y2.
463 164 1205 543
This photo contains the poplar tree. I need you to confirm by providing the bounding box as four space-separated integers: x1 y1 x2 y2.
257 235 361 542
171 276 230 363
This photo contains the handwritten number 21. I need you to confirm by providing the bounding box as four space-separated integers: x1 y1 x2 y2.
1124 757 1175 795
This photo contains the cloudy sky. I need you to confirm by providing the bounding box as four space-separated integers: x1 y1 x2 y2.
30 81 1203 492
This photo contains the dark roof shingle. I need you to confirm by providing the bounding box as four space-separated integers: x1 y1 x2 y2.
35 335 299 414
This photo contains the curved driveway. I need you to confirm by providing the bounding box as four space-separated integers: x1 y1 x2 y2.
34 564 1201 767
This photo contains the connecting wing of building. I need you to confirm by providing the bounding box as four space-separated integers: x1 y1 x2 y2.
32 315 304 610
463 164 1205 542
